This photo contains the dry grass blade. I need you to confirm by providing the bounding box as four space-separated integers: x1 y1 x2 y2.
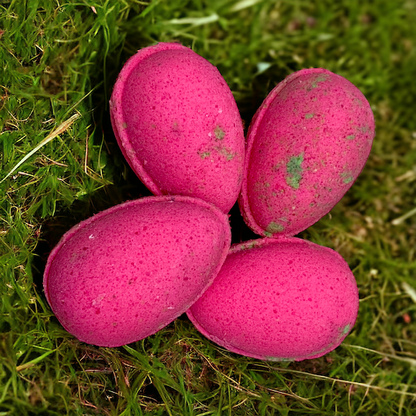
392 207 416 225
402 282 416 303
343 344 416 367
268 366 416 399
0 113 80 184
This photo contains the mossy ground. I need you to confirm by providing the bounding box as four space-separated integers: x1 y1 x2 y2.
1 0 416 415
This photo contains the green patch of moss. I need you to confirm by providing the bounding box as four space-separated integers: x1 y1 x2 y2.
340 324 351 335
286 153 304 189
266 221 285 233
266 356 294 362
198 151 211 159
340 171 354 184
240 242 258 250
306 73 330 91
214 125 225 140
215 146 235 160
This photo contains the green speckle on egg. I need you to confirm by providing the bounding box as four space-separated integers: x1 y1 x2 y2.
214 125 225 140
286 153 304 189
305 113 314 119
306 73 330 91
215 146 236 160
266 356 294 362
340 323 351 335
340 171 354 184
198 151 211 159
357 125 370 133
346 134 355 140
240 241 258 250
266 221 285 233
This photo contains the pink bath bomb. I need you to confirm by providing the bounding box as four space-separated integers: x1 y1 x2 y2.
43 196 231 347
239 68 375 237
110 42 245 213
187 237 359 361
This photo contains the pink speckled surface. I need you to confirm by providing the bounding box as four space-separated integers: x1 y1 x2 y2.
187 237 359 361
239 68 375 237
110 42 245 213
43 196 231 347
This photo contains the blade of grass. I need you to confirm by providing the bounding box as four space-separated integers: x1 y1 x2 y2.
0 113 80 183
16 349 56 372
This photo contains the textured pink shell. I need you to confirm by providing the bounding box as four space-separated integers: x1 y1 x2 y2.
187 237 359 361
110 42 245 213
43 196 231 347
239 68 375 237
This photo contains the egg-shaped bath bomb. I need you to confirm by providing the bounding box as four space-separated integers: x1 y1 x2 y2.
239 68 375 237
187 237 359 361
43 196 231 347
110 42 245 213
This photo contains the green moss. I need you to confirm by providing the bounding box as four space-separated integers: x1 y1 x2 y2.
215 146 235 160
340 323 351 335
198 151 211 159
357 125 371 133
266 221 285 233
306 73 330 91
286 153 304 189
341 171 354 184
214 125 225 140
266 356 294 362
240 241 258 250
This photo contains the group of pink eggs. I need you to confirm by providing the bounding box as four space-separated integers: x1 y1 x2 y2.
44 42 375 361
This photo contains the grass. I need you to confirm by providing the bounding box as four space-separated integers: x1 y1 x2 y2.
1 0 416 414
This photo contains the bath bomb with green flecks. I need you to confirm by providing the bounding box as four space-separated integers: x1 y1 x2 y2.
43 196 231 347
110 42 245 213
187 237 359 361
239 68 375 237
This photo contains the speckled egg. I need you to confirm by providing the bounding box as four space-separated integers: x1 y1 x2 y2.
239 68 375 237
187 237 359 361
110 42 245 213
43 196 231 347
